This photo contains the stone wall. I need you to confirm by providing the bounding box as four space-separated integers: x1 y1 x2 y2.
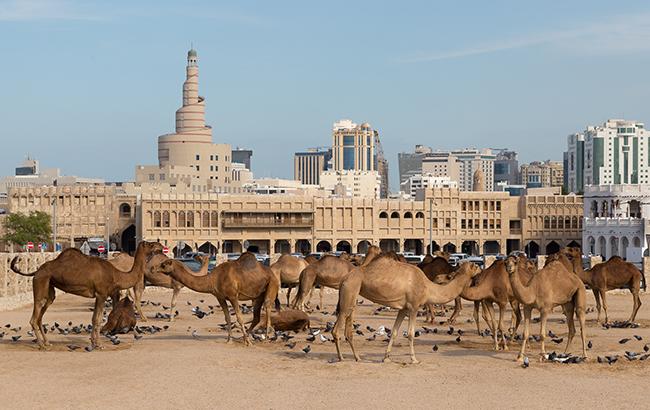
0 252 59 311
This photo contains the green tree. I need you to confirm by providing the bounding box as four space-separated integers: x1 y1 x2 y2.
2 211 52 248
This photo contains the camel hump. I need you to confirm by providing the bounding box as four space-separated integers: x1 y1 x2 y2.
237 252 259 270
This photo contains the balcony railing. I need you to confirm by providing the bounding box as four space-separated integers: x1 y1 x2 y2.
221 212 313 229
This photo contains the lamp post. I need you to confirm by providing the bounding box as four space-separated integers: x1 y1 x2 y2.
428 198 434 255
51 197 57 252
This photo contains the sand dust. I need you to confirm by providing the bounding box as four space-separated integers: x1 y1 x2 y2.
0 288 648 409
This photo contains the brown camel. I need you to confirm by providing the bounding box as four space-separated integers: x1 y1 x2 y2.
460 256 535 350
101 296 137 335
109 253 210 322
563 247 644 324
504 255 587 361
154 252 279 345
270 254 311 307
333 258 479 363
10 241 163 349
418 256 465 324
254 309 310 332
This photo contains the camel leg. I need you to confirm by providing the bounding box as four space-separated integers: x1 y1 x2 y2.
39 285 56 346
482 301 494 334
286 286 292 308
231 298 251 346
517 306 532 362
169 287 180 322
510 300 521 338
332 305 350 361
600 290 609 325
498 303 508 350
383 309 407 363
248 295 266 337
345 310 360 361
319 286 324 310
90 296 106 349
592 289 602 324
574 287 588 358
485 302 499 351
447 297 462 324
563 302 576 354
407 310 419 364
539 309 550 357
133 284 147 322
216 296 233 343
29 278 50 349
473 301 481 334
629 286 642 323
292 270 316 311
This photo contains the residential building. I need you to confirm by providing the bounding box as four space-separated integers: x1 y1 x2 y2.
494 150 519 185
421 151 461 185
520 160 564 188
565 132 586 193
232 148 253 171
421 149 495 191
0 158 104 194
401 174 457 197
320 170 381 199
293 147 332 185
398 145 432 186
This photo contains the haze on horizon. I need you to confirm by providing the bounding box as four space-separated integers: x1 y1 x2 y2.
2 0 650 190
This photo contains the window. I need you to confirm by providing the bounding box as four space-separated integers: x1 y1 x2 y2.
445 218 451 228
415 212 424 218
391 212 400 219
196 154 200 160
404 212 413 219
149 174 155 181
379 211 388 218
196 165 200 171
160 174 166 181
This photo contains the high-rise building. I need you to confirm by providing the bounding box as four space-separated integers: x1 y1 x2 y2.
293 147 331 185
232 148 253 170
493 150 519 185
331 119 388 197
565 133 585 193
155 49 232 192
398 145 432 185
420 149 495 191
520 160 564 188
421 151 461 184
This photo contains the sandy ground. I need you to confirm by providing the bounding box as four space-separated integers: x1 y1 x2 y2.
0 287 648 409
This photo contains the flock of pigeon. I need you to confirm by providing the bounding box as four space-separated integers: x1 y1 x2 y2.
2 296 649 367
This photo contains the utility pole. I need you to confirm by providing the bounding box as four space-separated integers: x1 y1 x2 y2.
428 197 433 255
51 197 57 252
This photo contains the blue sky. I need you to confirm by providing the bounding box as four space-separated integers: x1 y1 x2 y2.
3 0 650 190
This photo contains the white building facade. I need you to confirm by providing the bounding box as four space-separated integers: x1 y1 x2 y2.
320 170 381 198
582 184 650 263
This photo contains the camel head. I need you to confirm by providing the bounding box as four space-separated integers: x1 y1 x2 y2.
504 256 518 276
194 254 210 265
154 259 175 275
433 251 450 261
455 261 481 278
562 246 582 260
139 241 165 263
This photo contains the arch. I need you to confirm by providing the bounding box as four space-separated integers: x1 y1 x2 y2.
379 211 388 219
274 239 291 254
171 211 177 227
316 240 332 252
571 216 578 229
590 200 598 217
544 216 550 229
211 211 218 228
404 211 413 219
178 211 186 227
119 203 131 218
461 240 479 256
621 237 629 260
557 216 563 229
566 240 581 249
426 241 440 254
162 211 170 228
380 239 399 253
545 240 560 255
610 236 618 258
336 240 352 254
120 225 136 254
601 200 609 217
390 211 400 219
629 200 642 218
198 241 218 256
186 211 194 227
587 236 595 255
357 240 372 254
597 236 607 258
443 242 457 253
525 241 540 258
550 216 557 230
564 216 571 230
633 236 641 248
415 212 425 219
173 243 193 258
222 240 242 254
404 239 423 255
482 240 500 255
295 239 311 255
153 211 161 228
202 211 210 227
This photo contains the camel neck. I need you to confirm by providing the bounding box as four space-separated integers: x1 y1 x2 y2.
113 245 146 289
507 260 536 305
461 273 491 301
424 272 470 305
168 261 213 293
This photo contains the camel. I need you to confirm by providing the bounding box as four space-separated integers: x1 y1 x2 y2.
459 256 535 350
154 252 279 345
253 309 310 332
418 256 464 324
563 247 644 324
504 255 587 361
333 257 479 363
270 254 311 307
101 296 137 335
10 241 163 349
109 253 210 322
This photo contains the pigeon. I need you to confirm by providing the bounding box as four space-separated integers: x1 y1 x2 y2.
306 334 315 342
191 330 199 339
186 301 192 305
134 333 143 340
319 334 328 342
455 336 461 343
640 354 650 361
4 324 10 328
547 330 557 338
606 355 618 365
366 326 375 332
587 340 593 349
644 344 649 352
551 338 564 344
522 356 530 368
457 329 464 336
11 335 21 342
414 330 421 338
355 329 364 336
447 326 454 335
302 345 311 354
619 338 631 344
84 345 94 352
324 322 334 333
366 334 376 341
432 344 439 352
199 299 205 303
285 342 296 349
67 344 81 351
597 356 604 364
634 335 643 341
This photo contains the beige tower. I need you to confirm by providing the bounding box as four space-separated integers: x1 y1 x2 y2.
473 168 486 191
157 49 232 192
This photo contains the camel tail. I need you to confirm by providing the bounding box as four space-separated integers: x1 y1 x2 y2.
274 297 281 312
641 269 647 292
10 256 36 277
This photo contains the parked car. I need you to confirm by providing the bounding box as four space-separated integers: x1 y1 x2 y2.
307 252 326 260
399 252 425 264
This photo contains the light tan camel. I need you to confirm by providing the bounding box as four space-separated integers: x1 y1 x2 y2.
460 256 535 350
254 309 310 332
418 256 466 324
563 247 644 324
10 241 163 349
109 253 210 322
270 254 311 307
154 252 279 345
333 257 479 363
504 255 587 361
